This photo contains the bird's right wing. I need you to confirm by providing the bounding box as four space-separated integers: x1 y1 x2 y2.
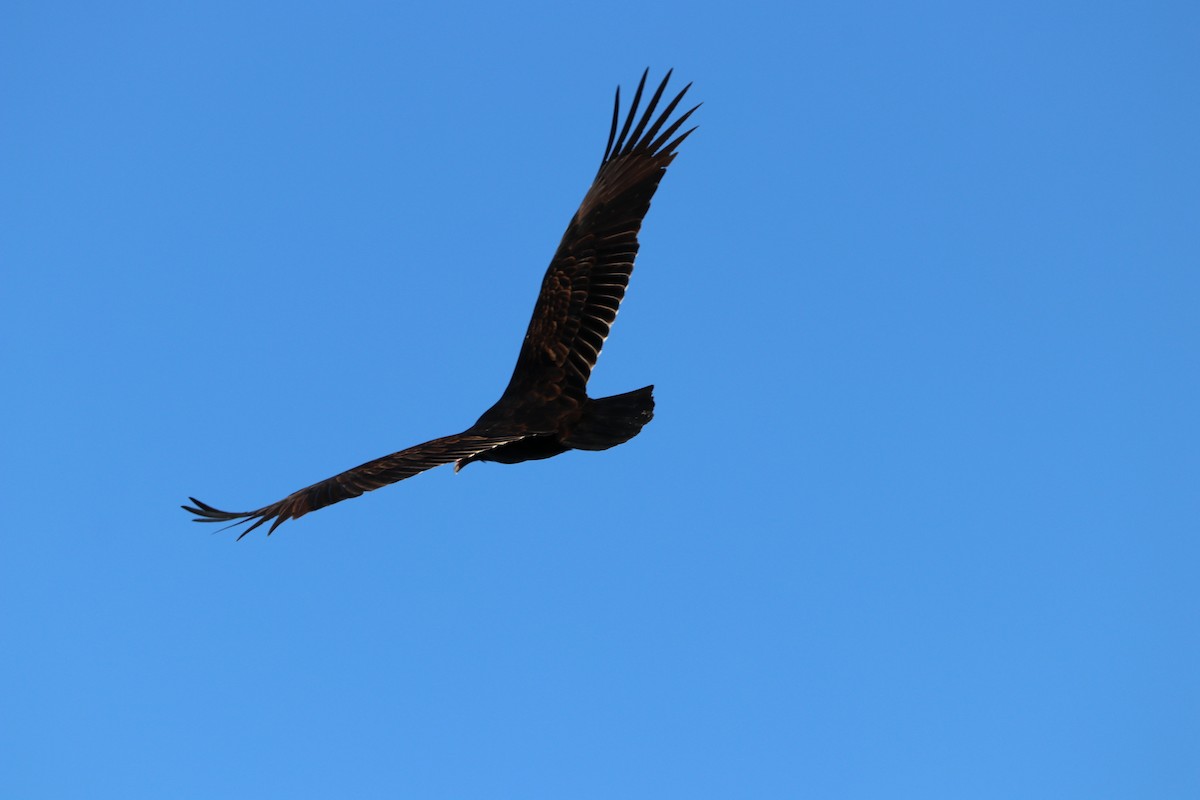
501 70 699 404
183 431 527 537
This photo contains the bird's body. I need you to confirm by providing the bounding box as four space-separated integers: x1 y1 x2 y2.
185 71 698 536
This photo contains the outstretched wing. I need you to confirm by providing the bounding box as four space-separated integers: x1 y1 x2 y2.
502 69 699 404
183 432 526 538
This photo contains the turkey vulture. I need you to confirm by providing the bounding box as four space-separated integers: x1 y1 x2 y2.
184 70 699 537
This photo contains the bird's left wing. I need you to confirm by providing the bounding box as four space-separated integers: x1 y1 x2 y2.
183 431 527 537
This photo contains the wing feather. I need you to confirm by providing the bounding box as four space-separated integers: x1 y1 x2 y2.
182 431 527 537
501 70 699 402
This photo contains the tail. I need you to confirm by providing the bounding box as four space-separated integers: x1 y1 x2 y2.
565 385 655 451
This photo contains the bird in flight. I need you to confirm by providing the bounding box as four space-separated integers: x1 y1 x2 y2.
184 70 699 537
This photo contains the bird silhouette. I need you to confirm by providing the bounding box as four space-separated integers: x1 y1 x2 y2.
184 70 699 536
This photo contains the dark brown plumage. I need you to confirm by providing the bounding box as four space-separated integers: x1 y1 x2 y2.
184 70 699 537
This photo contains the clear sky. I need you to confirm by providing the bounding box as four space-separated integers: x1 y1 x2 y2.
3 1 1197 797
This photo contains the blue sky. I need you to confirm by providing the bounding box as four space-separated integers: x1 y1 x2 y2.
3 1 1197 797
